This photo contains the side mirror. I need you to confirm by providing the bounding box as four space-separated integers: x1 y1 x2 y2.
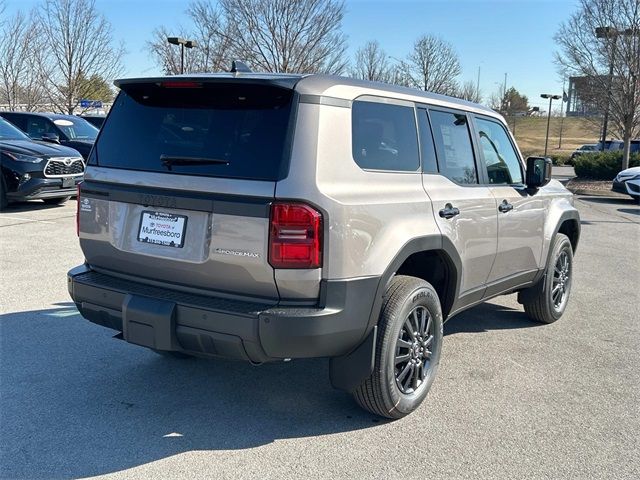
526 156 552 189
41 132 60 144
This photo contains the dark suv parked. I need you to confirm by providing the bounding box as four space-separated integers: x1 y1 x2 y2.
0 112 98 160
0 117 84 209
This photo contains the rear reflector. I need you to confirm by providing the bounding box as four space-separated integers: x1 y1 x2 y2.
269 203 322 269
76 183 81 236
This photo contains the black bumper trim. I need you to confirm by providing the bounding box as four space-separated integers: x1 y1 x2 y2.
7 177 82 200
612 180 627 195
68 265 378 363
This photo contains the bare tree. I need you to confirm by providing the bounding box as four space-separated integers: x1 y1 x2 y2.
455 80 482 104
351 40 392 83
401 35 461 95
32 0 124 114
188 0 234 72
147 1 231 75
0 10 47 110
555 0 640 169
218 0 348 74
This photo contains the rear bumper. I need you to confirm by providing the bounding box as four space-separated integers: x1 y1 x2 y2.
67 264 378 363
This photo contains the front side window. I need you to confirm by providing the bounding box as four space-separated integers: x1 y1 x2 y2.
429 110 478 184
475 117 523 185
352 100 420 172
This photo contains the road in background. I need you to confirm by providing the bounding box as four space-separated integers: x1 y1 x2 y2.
551 165 575 183
1 197 638 479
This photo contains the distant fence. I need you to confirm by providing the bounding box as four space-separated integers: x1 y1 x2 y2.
0 103 112 114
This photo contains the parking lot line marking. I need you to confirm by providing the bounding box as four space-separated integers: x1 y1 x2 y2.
0 215 55 225
45 309 80 318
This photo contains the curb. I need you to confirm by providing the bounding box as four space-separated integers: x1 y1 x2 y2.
566 186 627 197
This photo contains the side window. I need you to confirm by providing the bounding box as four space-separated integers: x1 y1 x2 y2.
429 110 478 184
2 114 26 131
47 120 65 139
352 100 419 172
417 108 438 173
25 116 52 139
475 117 523 185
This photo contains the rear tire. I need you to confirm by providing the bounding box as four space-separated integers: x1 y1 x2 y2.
522 233 573 324
353 275 443 419
42 196 71 205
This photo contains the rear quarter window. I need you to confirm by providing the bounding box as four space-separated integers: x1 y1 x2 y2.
352 100 419 172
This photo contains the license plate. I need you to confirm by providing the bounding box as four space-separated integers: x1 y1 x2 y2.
137 211 188 248
62 177 74 188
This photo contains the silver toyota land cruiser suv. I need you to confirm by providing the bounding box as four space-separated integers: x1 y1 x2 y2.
68 69 580 419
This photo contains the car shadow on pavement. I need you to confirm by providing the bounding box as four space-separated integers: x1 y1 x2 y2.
444 301 541 335
2 301 541 478
0 200 72 213
0 304 384 479
618 208 639 215
578 196 635 206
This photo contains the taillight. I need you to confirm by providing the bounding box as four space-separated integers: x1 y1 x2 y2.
269 203 322 269
76 183 81 236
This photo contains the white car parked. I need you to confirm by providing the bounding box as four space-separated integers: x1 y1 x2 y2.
612 166 640 202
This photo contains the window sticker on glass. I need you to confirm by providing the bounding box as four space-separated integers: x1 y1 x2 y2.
429 110 478 184
53 119 74 127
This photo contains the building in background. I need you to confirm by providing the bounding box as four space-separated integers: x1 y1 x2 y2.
566 75 603 117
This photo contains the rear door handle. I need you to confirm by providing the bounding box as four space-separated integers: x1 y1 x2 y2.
498 200 513 213
439 203 460 219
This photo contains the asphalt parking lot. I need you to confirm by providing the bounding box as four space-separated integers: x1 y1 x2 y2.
0 195 638 480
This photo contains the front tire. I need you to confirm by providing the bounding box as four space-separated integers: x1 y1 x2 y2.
522 233 573 324
42 196 71 205
353 275 443 419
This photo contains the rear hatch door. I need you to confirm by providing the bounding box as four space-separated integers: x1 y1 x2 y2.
79 79 296 299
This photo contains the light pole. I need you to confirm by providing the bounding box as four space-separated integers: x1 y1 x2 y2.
541 94 562 157
558 77 566 149
167 37 197 74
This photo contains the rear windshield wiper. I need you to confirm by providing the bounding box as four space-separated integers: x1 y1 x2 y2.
160 155 229 170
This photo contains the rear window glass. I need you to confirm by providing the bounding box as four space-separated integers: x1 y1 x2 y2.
93 83 294 181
